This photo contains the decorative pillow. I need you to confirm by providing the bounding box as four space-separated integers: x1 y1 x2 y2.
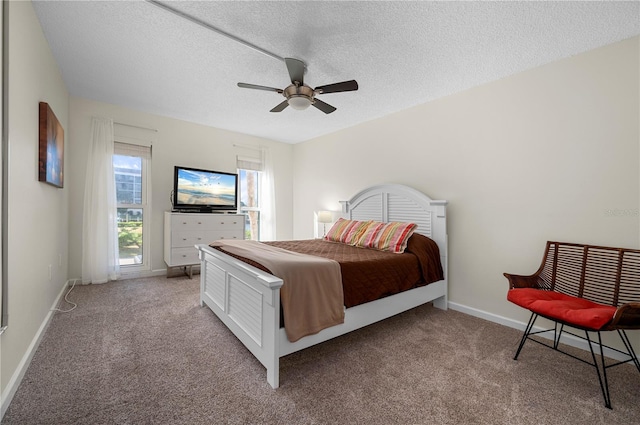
342 220 371 245
352 221 385 248
324 218 370 244
366 221 418 253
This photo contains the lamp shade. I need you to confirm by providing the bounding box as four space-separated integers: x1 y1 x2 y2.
317 211 333 223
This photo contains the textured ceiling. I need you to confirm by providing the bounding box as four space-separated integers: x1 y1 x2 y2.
32 1 640 144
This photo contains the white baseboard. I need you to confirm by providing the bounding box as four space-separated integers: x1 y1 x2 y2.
1 281 69 419
448 302 629 362
119 268 168 280
118 266 203 281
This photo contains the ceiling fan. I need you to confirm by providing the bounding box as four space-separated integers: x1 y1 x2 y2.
237 58 358 114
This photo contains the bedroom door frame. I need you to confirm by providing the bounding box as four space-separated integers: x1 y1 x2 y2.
1 0 8 334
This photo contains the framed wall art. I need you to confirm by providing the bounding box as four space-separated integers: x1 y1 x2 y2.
38 101 64 188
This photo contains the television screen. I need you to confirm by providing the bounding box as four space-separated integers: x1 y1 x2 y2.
173 166 238 212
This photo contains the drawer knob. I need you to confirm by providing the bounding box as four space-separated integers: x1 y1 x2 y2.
182 254 187 258
197 237 202 241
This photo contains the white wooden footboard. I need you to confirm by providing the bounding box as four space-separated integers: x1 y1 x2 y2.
198 245 283 387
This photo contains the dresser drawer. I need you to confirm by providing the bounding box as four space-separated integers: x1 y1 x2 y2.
171 230 243 248
170 247 200 266
171 215 244 231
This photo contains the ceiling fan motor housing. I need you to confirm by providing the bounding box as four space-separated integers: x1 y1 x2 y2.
284 84 314 110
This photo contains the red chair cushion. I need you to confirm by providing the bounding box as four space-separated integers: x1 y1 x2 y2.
507 288 617 330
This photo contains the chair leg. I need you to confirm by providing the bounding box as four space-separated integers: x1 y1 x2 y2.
514 313 538 360
553 322 564 350
585 331 612 409
513 319 634 409
618 330 640 373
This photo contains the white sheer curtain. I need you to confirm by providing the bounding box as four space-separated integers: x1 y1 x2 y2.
259 147 276 241
81 117 119 284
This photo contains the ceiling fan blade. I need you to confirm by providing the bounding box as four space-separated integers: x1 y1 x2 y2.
312 98 336 114
270 100 289 113
238 82 283 93
314 80 359 94
284 58 305 85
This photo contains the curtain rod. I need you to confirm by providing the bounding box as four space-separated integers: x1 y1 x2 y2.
114 121 158 133
233 143 264 151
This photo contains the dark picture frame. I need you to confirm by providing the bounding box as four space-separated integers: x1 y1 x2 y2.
38 101 64 188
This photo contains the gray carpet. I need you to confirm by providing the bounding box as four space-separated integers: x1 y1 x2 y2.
2 276 639 424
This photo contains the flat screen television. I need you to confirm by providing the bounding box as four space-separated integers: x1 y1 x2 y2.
172 166 238 212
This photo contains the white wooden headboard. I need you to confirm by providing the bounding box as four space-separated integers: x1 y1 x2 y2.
340 184 448 274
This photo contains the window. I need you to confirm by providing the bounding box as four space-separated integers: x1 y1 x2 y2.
239 168 260 240
237 150 275 241
113 142 151 270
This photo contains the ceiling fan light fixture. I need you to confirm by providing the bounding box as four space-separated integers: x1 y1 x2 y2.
288 95 312 110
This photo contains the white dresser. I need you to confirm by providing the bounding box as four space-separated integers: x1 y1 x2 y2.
164 212 245 275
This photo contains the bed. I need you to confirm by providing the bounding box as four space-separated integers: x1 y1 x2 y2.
196 183 448 388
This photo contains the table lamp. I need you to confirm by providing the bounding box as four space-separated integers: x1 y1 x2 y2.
317 211 333 237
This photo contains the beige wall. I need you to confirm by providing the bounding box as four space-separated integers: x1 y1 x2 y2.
1 0 69 403
67 97 294 279
292 37 639 330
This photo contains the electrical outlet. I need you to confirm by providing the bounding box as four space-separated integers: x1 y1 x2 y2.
48 264 52 281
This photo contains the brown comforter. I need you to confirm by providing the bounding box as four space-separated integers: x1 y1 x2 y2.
214 233 443 308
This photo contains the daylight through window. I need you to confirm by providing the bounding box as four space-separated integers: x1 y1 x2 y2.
114 142 151 269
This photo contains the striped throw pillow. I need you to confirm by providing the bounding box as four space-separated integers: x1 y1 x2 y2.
353 221 385 248
367 221 417 253
324 218 371 244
